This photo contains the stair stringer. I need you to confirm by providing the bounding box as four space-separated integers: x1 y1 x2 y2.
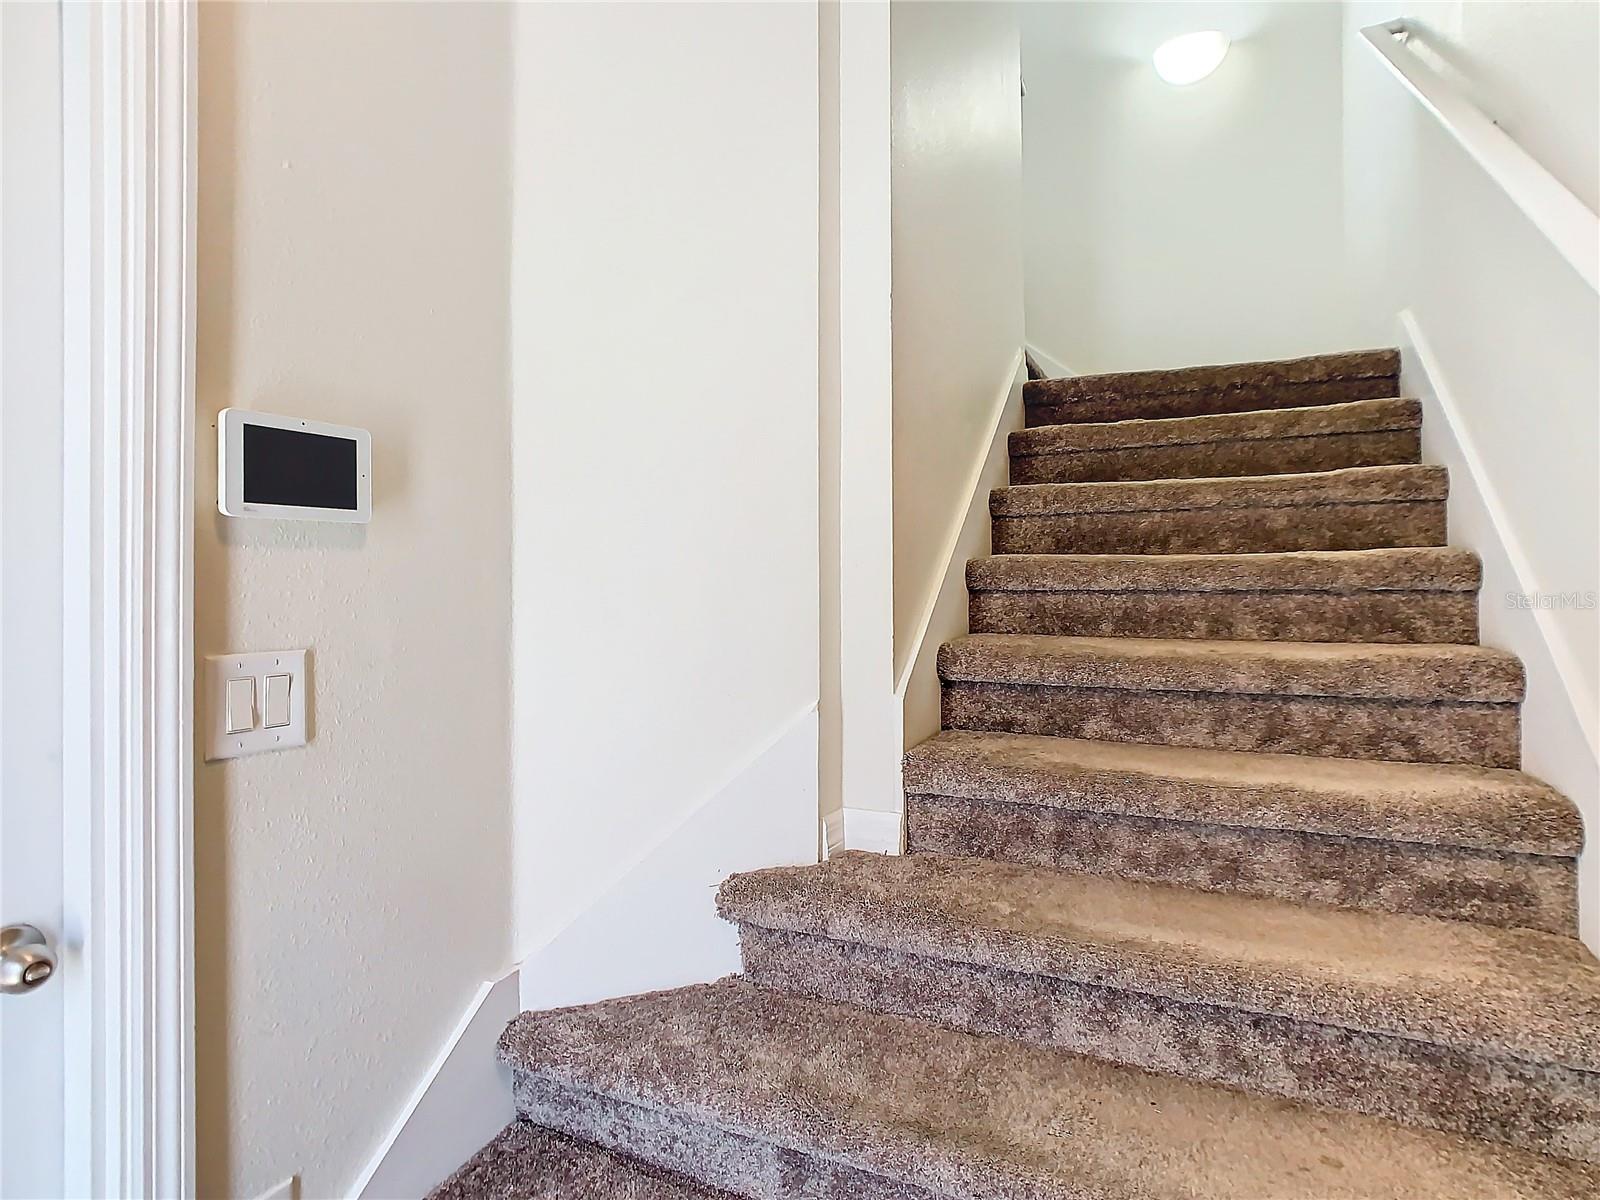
1401 309 1600 954
350 971 521 1200
517 706 819 1012
898 351 1025 755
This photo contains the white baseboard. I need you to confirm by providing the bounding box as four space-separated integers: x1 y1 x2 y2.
1023 341 1076 380
842 806 903 854
518 707 819 1012
253 1177 298 1200
821 809 846 859
1398 308 1600 954
1402 311 1597 755
896 349 1027 748
349 969 521 1200
348 710 821 1198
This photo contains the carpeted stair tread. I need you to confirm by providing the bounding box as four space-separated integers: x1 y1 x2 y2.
902 731 1580 855
990 463 1446 517
1024 348 1400 426
427 1121 735 1199
435 343 1589 1196
966 548 1480 643
967 547 1479 595
500 977 1599 1199
1011 396 1419 457
1027 348 1399 404
717 852 1600 1072
938 633 1523 703
1008 397 1421 483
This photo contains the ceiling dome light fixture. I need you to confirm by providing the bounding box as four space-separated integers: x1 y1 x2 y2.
1152 31 1231 86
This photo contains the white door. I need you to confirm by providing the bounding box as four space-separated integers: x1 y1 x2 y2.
0 2 68 1196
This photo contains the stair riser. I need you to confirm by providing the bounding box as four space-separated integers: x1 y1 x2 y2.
1024 376 1397 427
738 926 1600 1165
511 1074 965 1200
941 681 1520 768
990 500 1446 555
969 589 1478 643
1010 429 1420 485
904 795 1576 935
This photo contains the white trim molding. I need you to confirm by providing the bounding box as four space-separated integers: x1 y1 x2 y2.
1398 309 1600 953
1399 310 1598 756
518 705 820 1011
826 0 902 831
894 346 1026 697
60 2 197 1195
1023 342 1075 381
351 970 521 1200
895 351 1027 758
841 807 903 855
251 1178 299 1200
821 809 846 859
880 350 1027 851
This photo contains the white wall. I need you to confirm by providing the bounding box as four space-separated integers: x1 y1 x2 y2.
194 5 514 1198
510 1 821 976
1022 1 1367 374
518 712 819 1011
891 0 1024 688
1386 2 1598 212
1342 0 1599 948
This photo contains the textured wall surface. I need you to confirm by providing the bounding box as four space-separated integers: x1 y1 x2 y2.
195 4 514 1196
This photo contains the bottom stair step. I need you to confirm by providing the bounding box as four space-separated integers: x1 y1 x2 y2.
499 978 1600 1198
428 1122 733 1199
718 852 1600 1163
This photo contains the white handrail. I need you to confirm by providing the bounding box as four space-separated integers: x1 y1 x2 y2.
1359 18 1600 293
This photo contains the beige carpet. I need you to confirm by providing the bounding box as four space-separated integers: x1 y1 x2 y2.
436 347 1600 1197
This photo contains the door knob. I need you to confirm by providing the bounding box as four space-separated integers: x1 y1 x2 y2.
0 924 56 994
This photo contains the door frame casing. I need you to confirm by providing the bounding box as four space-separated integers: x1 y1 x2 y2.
59 1 197 1194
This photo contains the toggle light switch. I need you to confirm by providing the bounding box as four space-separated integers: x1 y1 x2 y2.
205 649 310 761
264 674 292 728
225 678 256 734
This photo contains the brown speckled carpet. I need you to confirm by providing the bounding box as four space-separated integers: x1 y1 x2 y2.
434 348 1599 1197
429 1123 736 1199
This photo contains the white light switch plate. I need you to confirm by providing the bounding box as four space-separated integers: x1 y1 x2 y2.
205 649 309 761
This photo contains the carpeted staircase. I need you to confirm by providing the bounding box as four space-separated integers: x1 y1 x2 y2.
435 349 1600 1198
